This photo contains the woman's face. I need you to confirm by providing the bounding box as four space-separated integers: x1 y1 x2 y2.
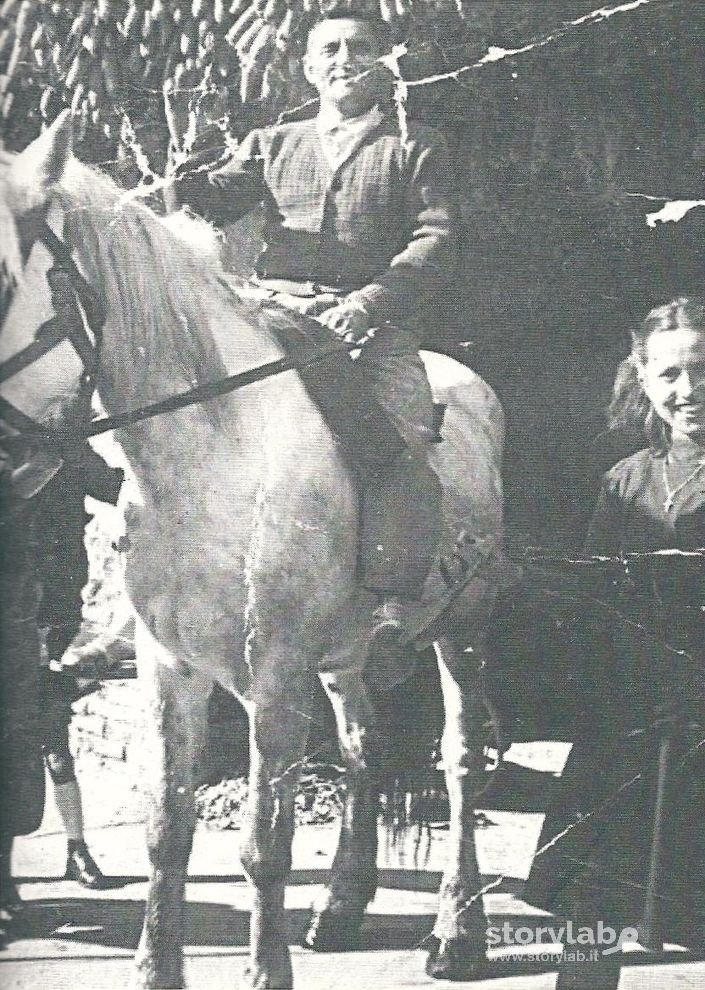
638 327 705 442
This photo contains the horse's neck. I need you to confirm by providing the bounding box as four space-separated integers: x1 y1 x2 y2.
207 297 285 383
70 218 330 497
69 214 279 425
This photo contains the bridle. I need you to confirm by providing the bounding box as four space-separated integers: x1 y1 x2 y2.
0 188 373 520
0 212 363 457
0 216 105 446
0 194 378 504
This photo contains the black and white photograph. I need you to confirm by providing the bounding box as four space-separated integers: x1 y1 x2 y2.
1 1 704 987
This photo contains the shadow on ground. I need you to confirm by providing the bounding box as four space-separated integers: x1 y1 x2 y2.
8 898 705 989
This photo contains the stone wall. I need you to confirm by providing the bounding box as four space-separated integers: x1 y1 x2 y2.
70 678 252 786
71 680 144 766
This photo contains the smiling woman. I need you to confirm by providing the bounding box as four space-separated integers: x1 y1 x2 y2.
591 299 705 535
635 299 705 449
608 299 705 454
524 298 705 989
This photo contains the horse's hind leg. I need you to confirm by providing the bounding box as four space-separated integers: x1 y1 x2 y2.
556 948 621 988
304 666 379 951
134 631 211 989
240 673 312 990
426 634 489 981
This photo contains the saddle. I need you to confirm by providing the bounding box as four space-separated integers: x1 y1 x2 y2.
248 293 415 479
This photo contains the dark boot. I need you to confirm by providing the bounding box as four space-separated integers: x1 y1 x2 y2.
65 840 107 889
0 836 25 945
358 449 441 687
360 449 442 603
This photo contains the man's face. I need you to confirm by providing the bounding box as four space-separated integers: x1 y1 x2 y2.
304 17 386 114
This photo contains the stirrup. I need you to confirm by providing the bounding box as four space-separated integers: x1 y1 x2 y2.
371 599 406 633
402 539 522 649
366 598 420 691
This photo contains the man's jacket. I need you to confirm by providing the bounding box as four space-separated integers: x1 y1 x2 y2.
176 110 459 327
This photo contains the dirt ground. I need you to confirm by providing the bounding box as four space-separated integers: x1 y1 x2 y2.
4 721 704 989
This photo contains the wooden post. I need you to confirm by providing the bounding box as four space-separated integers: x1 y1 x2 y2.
640 732 672 950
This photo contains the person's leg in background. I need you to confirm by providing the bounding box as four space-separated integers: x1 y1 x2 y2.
39 667 108 889
35 472 109 888
0 834 21 944
0 516 46 939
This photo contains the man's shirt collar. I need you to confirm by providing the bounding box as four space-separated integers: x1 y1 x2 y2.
316 105 384 170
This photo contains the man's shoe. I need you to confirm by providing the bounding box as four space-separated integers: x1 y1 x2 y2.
65 843 108 889
364 598 419 691
0 876 23 917
61 617 137 681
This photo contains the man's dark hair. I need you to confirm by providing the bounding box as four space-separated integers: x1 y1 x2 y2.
309 1 392 47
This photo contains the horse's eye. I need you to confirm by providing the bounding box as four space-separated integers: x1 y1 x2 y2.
16 206 45 264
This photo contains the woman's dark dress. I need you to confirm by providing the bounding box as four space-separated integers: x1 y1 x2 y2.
525 438 705 945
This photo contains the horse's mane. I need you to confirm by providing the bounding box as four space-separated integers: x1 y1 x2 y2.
1 152 336 435
55 159 240 409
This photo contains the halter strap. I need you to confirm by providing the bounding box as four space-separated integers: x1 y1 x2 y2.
1 218 365 452
0 219 105 502
37 221 105 333
0 316 72 384
0 219 103 399
0 220 104 382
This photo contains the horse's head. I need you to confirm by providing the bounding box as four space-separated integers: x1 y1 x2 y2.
0 112 103 492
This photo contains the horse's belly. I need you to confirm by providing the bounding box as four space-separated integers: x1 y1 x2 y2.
422 351 505 542
122 483 359 690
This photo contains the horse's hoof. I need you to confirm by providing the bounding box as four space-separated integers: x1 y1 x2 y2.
556 959 621 990
425 935 486 981
243 963 293 989
133 951 185 989
303 907 364 952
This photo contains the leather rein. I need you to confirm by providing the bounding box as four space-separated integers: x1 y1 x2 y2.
0 220 358 453
0 220 104 444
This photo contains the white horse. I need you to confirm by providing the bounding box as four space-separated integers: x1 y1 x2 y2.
0 112 510 988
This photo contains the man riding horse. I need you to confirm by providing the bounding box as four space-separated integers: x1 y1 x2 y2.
1 95 508 985
172 2 465 648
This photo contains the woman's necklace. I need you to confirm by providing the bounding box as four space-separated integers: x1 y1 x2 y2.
662 454 705 512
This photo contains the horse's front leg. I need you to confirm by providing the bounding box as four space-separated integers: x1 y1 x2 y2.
240 672 312 990
304 664 379 951
426 635 489 981
134 625 212 989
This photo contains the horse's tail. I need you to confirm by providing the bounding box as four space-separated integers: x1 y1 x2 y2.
368 644 445 862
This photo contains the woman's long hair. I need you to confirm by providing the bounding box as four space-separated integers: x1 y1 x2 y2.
608 297 705 454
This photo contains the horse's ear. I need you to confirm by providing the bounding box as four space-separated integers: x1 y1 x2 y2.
15 109 73 193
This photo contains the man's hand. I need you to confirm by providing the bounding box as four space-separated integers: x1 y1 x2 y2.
316 300 372 343
275 292 339 317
